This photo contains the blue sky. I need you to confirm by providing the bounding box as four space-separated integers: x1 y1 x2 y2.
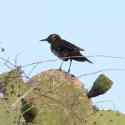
0 0 125 113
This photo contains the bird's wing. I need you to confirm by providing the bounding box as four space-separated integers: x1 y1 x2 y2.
61 40 84 51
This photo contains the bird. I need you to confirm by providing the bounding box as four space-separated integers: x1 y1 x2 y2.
40 34 93 72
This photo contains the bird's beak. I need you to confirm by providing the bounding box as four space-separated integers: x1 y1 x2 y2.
40 38 47 41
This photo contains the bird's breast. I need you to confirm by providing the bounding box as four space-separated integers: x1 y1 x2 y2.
51 47 69 61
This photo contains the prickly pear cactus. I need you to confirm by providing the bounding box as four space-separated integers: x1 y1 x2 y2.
88 74 113 98
0 68 30 125
0 67 28 99
0 69 125 125
29 69 93 125
85 110 125 125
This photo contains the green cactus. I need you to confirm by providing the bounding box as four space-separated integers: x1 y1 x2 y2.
0 98 21 125
0 68 30 125
88 74 113 98
0 67 28 98
30 69 93 125
85 110 125 125
0 69 124 125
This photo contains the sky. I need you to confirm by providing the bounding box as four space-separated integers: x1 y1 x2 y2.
0 0 125 113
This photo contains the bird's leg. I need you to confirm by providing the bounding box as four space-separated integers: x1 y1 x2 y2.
68 59 72 73
59 61 64 71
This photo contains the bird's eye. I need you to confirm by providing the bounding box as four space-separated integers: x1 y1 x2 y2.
51 35 57 41
51 34 56 38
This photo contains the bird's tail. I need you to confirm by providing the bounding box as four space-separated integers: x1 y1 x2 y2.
73 55 93 64
84 57 93 63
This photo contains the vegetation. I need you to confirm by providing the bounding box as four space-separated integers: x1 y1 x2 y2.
0 68 124 125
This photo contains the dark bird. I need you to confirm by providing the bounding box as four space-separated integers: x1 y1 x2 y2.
40 34 93 72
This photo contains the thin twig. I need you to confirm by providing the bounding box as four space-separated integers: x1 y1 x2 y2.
77 68 125 78
88 55 125 60
21 54 125 69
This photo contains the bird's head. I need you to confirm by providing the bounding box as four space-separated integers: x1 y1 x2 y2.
40 34 61 44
